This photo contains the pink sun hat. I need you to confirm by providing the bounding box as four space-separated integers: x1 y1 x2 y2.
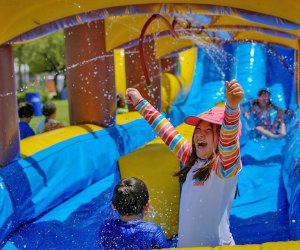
185 107 225 126
184 106 242 137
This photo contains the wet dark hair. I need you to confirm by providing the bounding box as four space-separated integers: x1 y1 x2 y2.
112 177 149 216
42 102 56 120
117 94 126 108
251 89 277 111
258 89 270 97
18 102 34 118
174 122 221 183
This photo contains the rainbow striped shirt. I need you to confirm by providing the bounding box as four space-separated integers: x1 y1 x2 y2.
135 99 241 178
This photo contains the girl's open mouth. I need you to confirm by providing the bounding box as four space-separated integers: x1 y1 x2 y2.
197 142 207 147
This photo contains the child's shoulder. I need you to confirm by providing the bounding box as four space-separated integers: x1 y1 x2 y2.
101 218 161 231
135 220 164 233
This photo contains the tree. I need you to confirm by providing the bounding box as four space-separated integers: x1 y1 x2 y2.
14 30 66 97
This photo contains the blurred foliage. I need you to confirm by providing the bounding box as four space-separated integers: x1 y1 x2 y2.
14 30 66 94
14 30 65 74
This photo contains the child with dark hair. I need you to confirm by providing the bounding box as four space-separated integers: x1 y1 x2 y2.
117 93 128 114
36 101 64 133
99 177 168 250
245 89 286 138
18 102 35 139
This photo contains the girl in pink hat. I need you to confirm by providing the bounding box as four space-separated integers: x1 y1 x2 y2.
126 79 244 248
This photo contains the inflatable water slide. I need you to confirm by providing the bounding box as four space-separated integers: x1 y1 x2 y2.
0 1 299 249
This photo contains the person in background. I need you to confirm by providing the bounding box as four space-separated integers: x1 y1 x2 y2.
18 102 35 139
117 93 129 114
245 89 286 139
36 101 64 133
99 177 168 250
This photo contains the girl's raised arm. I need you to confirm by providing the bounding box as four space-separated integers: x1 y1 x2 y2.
126 88 191 165
217 80 244 178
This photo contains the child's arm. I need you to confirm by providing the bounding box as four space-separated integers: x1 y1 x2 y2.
216 80 244 178
126 88 191 165
256 126 285 138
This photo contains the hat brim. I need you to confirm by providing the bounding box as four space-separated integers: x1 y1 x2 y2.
184 115 242 138
184 116 223 126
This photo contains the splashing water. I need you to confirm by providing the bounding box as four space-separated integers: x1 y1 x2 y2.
1 14 242 99
147 204 157 223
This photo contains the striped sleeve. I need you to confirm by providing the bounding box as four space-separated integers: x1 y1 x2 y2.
215 104 242 178
135 99 191 165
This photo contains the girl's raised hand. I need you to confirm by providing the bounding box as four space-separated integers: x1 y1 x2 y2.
125 88 143 106
226 79 245 109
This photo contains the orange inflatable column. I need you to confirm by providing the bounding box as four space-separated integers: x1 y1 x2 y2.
0 45 20 167
161 55 179 75
125 38 162 111
65 20 116 127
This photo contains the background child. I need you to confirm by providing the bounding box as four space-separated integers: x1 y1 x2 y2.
125 79 244 247
98 177 168 250
117 93 129 114
18 102 35 139
245 89 286 138
36 101 64 133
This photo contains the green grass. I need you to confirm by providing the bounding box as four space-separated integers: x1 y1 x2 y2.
30 100 70 133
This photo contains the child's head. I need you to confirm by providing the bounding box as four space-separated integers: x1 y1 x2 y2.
192 121 221 159
112 177 149 217
174 107 224 183
257 89 271 106
185 107 224 160
117 94 126 108
18 102 34 121
42 102 56 118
